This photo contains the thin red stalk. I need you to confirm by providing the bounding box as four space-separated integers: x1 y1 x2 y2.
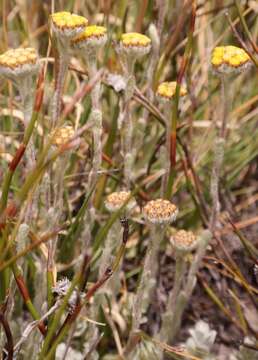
13 271 46 335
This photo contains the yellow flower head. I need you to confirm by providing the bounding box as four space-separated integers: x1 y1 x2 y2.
170 230 197 252
156 81 187 101
50 11 88 38
72 25 107 50
143 199 178 225
51 126 75 147
121 33 151 47
0 48 39 79
105 191 136 213
211 45 251 73
120 32 151 57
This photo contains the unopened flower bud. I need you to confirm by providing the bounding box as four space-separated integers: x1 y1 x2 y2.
170 229 197 252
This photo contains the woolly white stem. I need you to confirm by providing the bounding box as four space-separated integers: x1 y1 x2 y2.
132 224 164 332
86 54 103 191
98 221 121 278
164 230 211 345
210 75 229 232
122 74 136 188
51 54 70 128
19 77 36 171
161 104 172 196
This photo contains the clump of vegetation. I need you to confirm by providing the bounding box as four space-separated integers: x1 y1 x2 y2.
0 1 257 359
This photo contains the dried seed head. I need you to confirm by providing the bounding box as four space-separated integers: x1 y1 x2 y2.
0 48 39 79
170 229 197 252
105 191 136 213
52 277 70 296
143 199 178 224
72 25 107 50
50 11 88 39
120 32 151 58
52 278 83 313
156 81 187 101
211 46 251 74
51 126 75 146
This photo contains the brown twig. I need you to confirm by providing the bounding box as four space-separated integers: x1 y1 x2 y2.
225 12 258 68
0 312 14 360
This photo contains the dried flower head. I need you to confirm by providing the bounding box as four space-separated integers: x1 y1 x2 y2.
0 48 39 80
120 32 151 57
72 25 107 50
143 199 178 224
105 191 136 213
51 125 75 146
211 45 251 74
170 229 197 252
52 278 83 313
156 81 187 101
50 11 88 39
52 277 70 297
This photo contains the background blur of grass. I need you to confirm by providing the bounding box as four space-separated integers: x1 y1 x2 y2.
0 0 257 359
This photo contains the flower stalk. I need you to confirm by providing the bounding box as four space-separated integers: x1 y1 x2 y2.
71 26 107 191
49 11 88 128
130 199 178 341
160 230 211 346
209 45 251 232
0 68 44 216
118 32 151 187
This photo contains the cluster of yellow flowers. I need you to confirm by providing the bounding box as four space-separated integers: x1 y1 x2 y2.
73 25 107 42
211 45 251 73
0 48 39 79
156 81 187 101
72 25 108 50
0 48 37 69
0 11 253 159
0 10 251 87
121 32 151 47
50 11 88 31
51 126 75 146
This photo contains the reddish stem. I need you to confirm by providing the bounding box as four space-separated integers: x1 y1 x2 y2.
9 145 26 172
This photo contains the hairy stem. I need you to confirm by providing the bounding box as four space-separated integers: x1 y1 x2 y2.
121 57 136 188
132 224 163 332
51 54 69 128
210 75 229 232
167 230 211 344
161 105 172 196
160 252 187 341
